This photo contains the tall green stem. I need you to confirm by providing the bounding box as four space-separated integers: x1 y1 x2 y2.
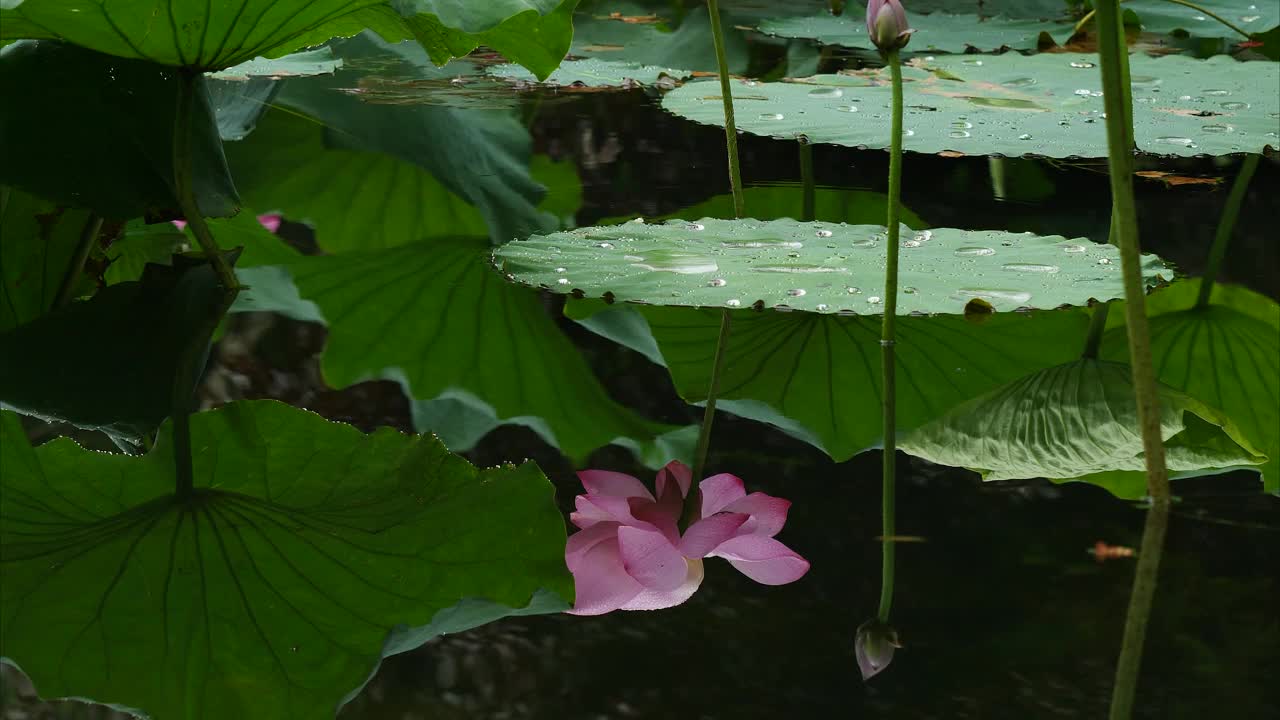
799 139 815 222
53 213 102 309
691 310 732 483
877 49 904 623
173 70 238 293
707 0 745 219
1096 2 1172 717
1197 153 1260 309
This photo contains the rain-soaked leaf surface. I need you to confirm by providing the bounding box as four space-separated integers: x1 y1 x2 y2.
231 235 692 466
0 188 98 331
0 400 572 719
756 12 1072 53
899 359 1265 498
0 255 229 441
491 57 688 88
495 218 1170 314
567 301 1092 461
0 41 238 220
662 54 1280 158
1103 280 1280 494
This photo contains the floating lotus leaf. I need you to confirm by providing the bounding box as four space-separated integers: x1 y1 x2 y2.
566 301 1093 461
1103 280 1279 494
899 359 1266 497
491 58 688 88
1123 0 1279 38
570 1 749 73
662 54 1280 158
495 218 1171 314
208 47 342 81
0 401 571 718
757 12 1071 53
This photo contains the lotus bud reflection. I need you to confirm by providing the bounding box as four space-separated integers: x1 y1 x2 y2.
865 0 914 52
565 461 810 615
855 618 901 680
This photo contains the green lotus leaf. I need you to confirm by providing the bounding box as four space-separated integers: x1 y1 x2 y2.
757 12 1072 54
0 41 237 220
230 233 691 466
570 0 748 73
1121 0 1279 39
225 33 551 247
208 47 342 81
495 218 1170 314
0 0 395 70
393 0 579 80
566 301 1092 461
491 57 689 88
0 188 99 331
898 359 1266 496
0 400 572 718
662 54 1280 158
0 253 229 441
1102 280 1279 494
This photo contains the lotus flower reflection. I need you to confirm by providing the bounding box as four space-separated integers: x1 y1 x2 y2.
566 461 810 615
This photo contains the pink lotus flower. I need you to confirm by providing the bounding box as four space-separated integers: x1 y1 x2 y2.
866 0 914 52
565 461 810 616
172 213 282 233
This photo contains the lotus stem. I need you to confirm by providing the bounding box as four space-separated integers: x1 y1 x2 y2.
1074 0 1252 40
1197 153 1260 309
707 0 745 219
1096 1 1172 716
877 48 905 624
691 309 733 484
54 213 102 308
1082 301 1111 360
173 70 239 294
800 139 815 222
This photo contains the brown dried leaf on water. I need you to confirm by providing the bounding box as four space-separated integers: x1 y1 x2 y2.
1135 170 1223 188
605 12 661 24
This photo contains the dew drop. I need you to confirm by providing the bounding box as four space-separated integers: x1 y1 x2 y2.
1203 88 1230 96
708 278 727 287
725 298 742 307
787 288 807 297
838 105 860 113
555 267 567 273
1018 133 1033 140
955 246 995 256
687 222 705 231
867 296 882 304
1220 101 1250 110
950 120 974 130
955 288 1032 304
774 304 795 313
556 278 570 285
1061 244 1087 253
1074 88 1093 96
1070 61 1095 68
807 87 843 99
902 129 915 137
1154 136 1195 146
1097 258 1113 265
759 112 785 120
949 130 972 139
1002 262 1060 274
961 59 984 66
1202 124 1233 134
914 231 933 242
846 286 861 294
595 242 614 249
1001 77 1037 88
902 239 922 248
816 303 830 311
903 286 918 294
816 229 834 238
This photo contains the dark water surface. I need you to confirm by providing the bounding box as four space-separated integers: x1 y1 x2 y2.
6 40 1279 720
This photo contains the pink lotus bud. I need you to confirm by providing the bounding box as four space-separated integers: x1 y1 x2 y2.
866 0 914 52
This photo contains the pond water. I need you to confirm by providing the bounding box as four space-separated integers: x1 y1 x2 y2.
2 1 1278 718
